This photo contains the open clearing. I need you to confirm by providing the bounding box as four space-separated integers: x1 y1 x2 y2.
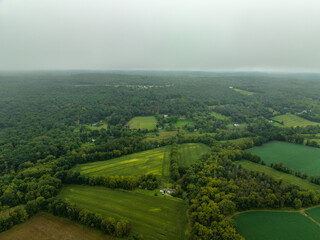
58 185 188 240
177 143 210 166
144 130 178 142
74 143 210 177
248 141 320 176
234 211 320 240
128 116 157 130
237 160 320 192
210 111 231 121
86 122 108 130
271 114 319 127
0 212 111 240
233 88 255 95
173 119 194 128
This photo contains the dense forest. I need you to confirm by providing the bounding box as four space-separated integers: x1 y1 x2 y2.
1 71 320 239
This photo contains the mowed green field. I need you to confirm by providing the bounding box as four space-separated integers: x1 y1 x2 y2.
306 207 320 224
0 212 111 240
234 211 320 240
128 116 157 130
173 119 194 128
238 160 320 192
59 185 188 240
248 141 320 176
272 114 319 127
177 143 210 166
74 145 171 177
74 143 210 177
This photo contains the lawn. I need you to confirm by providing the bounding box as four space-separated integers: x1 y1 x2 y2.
128 116 157 130
271 114 319 127
237 160 320 192
234 211 320 240
58 185 188 240
233 88 255 95
0 212 111 240
248 141 320 176
73 143 210 177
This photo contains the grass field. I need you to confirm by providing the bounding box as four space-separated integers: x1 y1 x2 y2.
58 185 188 240
210 111 231 121
248 141 320 176
0 212 111 240
128 116 157 130
234 211 320 240
74 145 171 177
177 143 210 166
144 130 178 142
306 207 320 224
86 122 108 130
74 143 210 177
233 88 255 95
237 160 320 192
173 119 194 128
272 114 319 127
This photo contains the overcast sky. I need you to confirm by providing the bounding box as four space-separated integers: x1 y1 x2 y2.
0 0 320 71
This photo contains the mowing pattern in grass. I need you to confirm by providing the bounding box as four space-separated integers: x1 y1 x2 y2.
233 88 255 95
272 114 319 127
177 143 210 166
0 212 111 240
306 207 320 224
237 160 320 192
248 141 320 176
73 145 172 177
59 185 188 240
74 143 210 177
128 116 157 130
234 211 320 240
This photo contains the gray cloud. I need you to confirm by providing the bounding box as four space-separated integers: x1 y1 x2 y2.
0 0 319 71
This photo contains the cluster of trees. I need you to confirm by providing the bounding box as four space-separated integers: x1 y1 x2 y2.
180 145 320 239
64 171 158 190
0 206 28 233
48 199 131 238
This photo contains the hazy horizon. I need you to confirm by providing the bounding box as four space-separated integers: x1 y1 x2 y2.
1 0 320 71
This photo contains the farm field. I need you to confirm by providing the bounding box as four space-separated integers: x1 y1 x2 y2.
144 130 178 142
271 114 319 127
234 211 320 240
237 160 320 192
74 145 171 177
58 185 188 240
306 206 320 224
0 212 111 240
128 116 157 130
177 143 210 166
248 141 320 176
74 143 209 177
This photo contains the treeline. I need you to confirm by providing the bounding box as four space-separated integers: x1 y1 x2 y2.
48 199 131 238
0 206 28 233
169 144 180 181
181 145 320 240
64 171 158 190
